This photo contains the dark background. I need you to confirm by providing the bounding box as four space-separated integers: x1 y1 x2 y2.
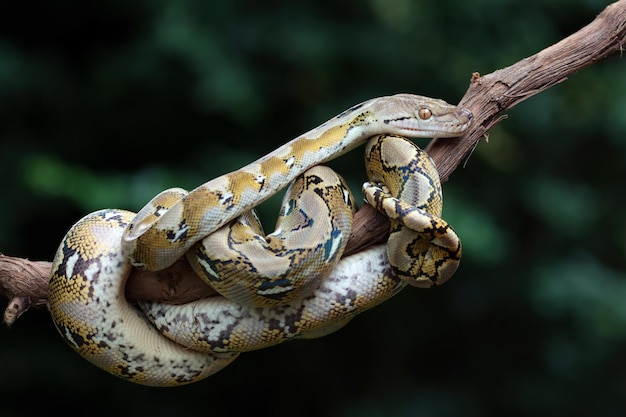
1 0 625 416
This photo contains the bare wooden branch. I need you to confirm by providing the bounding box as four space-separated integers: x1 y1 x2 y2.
0 255 50 324
1 0 625 324
426 0 626 177
353 0 626 256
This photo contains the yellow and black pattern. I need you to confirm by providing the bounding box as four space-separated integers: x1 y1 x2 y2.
122 94 472 271
140 136 462 356
48 210 239 387
48 94 472 387
188 165 356 307
363 135 462 287
140 245 403 353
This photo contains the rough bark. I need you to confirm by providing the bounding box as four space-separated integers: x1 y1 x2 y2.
1 0 625 325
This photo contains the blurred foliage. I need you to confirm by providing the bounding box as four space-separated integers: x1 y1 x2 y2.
1 0 625 416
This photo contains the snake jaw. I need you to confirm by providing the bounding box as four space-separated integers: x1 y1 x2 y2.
383 107 473 138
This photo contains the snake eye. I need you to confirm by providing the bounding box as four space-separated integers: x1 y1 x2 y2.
418 108 432 120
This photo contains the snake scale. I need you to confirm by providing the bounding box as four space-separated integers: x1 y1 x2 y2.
48 94 472 386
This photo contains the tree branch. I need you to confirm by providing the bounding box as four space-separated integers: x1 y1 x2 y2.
1 0 625 325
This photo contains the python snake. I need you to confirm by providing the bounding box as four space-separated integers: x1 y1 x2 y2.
48 94 472 386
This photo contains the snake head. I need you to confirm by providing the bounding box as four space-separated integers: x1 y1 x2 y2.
376 93 473 138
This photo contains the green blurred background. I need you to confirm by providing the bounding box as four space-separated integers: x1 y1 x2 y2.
1 0 625 415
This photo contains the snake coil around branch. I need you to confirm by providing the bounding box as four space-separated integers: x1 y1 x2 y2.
1 0 625 325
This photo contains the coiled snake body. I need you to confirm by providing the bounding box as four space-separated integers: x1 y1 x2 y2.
48 94 472 386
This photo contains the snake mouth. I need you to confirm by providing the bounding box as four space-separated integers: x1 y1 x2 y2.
457 108 474 128
384 107 473 138
443 113 474 135
386 116 472 137
436 107 474 135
